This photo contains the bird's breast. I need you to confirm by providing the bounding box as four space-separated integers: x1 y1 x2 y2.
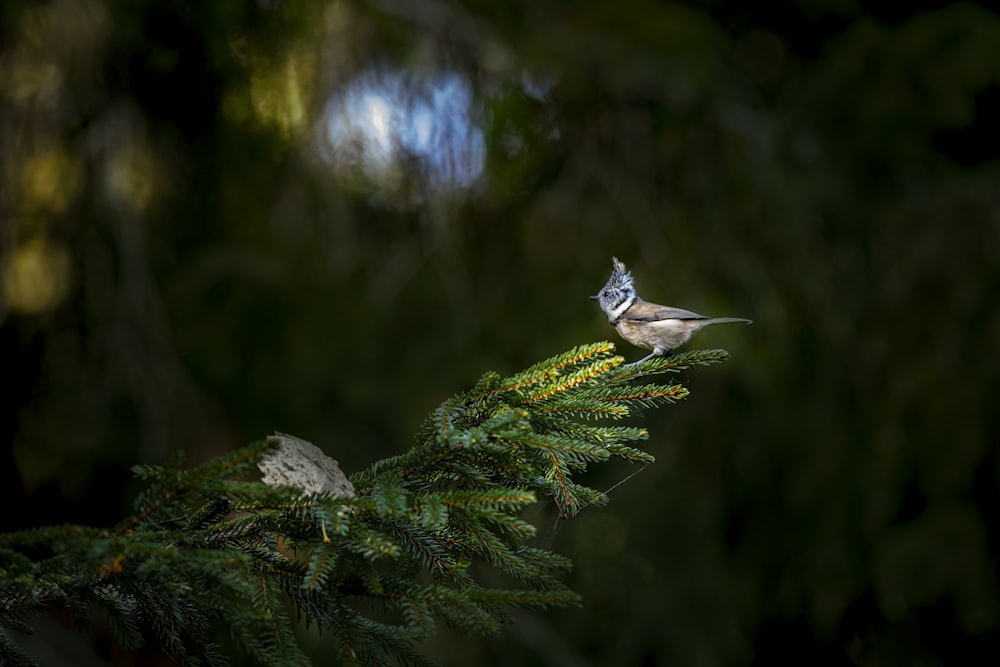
615 318 692 350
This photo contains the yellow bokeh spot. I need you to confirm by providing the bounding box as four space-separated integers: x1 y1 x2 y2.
6 59 61 104
2 238 73 314
223 48 314 137
22 149 81 213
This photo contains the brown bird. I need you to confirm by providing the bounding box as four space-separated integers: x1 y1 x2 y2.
591 257 752 364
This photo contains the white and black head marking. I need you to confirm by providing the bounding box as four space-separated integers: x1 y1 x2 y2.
590 257 638 324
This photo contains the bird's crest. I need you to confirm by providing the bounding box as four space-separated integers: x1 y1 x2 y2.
592 257 638 324
608 257 634 291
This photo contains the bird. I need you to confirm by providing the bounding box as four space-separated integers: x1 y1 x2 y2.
590 257 752 365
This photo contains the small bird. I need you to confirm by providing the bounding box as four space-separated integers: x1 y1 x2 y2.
591 257 752 364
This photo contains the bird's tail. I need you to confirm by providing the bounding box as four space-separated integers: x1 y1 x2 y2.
702 317 753 326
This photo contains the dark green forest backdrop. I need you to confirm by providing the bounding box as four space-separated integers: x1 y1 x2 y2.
2 0 999 664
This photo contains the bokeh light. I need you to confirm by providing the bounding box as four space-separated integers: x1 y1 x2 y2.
321 67 485 202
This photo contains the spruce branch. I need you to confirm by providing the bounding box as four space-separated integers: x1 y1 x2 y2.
0 342 731 666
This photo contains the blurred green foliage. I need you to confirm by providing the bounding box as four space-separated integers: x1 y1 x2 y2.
2 0 999 664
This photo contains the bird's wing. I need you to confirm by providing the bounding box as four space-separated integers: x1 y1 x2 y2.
621 300 708 322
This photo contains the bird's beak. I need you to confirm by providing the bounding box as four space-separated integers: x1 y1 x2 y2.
588 295 599 300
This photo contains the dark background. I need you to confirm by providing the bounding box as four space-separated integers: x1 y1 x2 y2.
2 0 999 664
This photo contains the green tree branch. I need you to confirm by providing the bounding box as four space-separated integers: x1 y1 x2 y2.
0 343 729 666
